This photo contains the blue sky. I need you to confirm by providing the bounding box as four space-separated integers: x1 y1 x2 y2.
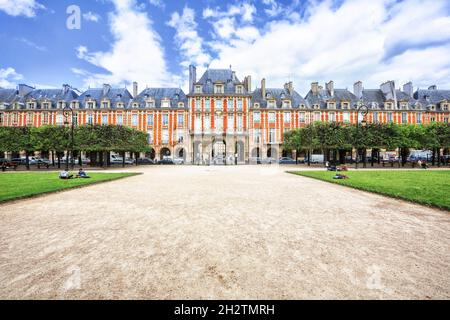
0 0 449 95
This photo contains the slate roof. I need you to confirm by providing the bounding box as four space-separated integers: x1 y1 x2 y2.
77 87 133 109
414 89 450 110
0 89 18 105
194 69 248 95
305 88 358 109
251 88 308 109
0 87 79 110
133 88 187 109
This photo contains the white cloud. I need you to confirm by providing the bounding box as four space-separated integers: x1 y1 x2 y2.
73 0 171 89
149 0 165 9
202 2 256 23
0 67 23 88
16 37 47 51
0 0 45 17
83 11 101 23
205 0 450 94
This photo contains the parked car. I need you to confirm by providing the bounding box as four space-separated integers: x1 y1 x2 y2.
158 158 174 165
249 157 262 164
11 158 25 165
110 155 134 165
173 157 185 165
263 157 277 164
305 154 324 164
213 156 225 165
0 158 18 170
137 157 154 165
279 157 296 164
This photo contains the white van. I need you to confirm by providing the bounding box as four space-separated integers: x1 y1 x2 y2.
309 154 324 164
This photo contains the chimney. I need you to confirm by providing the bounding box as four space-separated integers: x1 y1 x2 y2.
428 85 437 90
133 82 138 98
311 82 319 95
189 65 197 94
103 84 111 96
353 81 363 99
284 82 294 95
62 84 70 94
244 75 252 92
318 85 323 91
232 71 236 81
261 78 266 99
326 80 334 97
380 80 397 103
403 82 413 98
18 84 34 97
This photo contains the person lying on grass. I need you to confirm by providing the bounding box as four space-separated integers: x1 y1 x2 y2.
59 170 74 180
76 168 91 179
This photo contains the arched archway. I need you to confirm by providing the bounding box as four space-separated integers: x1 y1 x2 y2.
160 147 171 160
235 141 245 163
251 147 261 164
176 148 186 161
267 148 278 162
212 139 226 165
146 149 156 160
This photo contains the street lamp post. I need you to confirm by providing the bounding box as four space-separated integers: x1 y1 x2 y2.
355 102 369 170
63 106 74 171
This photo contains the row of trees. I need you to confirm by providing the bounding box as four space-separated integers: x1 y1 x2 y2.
0 125 151 169
283 122 450 167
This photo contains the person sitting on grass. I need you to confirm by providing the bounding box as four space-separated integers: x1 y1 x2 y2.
76 168 90 179
59 170 74 180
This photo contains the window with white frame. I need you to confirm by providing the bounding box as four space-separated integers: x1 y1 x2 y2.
214 84 224 94
329 112 336 122
237 99 243 110
228 99 234 109
162 100 170 108
132 114 138 126
342 102 349 109
268 112 276 123
195 99 201 110
204 113 210 130
162 129 169 144
195 85 202 94
443 104 449 111
146 101 154 108
215 114 223 130
162 113 169 126
87 113 93 125
147 114 153 126
299 112 306 123
28 102 34 109
284 112 291 123
102 101 109 109
269 128 276 143
327 102 335 109
177 129 184 143
402 112 407 124
177 114 184 126
43 102 50 110
0 113 3 125
228 113 234 132
56 114 63 126
102 114 108 125
314 112 321 122
373 112 378 123
43 113 49 124
117 114 123 125
203 99 209 110
253 112 261 123
237 114 243 131
87 101 94 109
216 99 223 110
148 130 153 144
195 113 201 130
254 129 261 143
283 101 291 108
236 86 243 94
268 100 276 108
416 112 422 124
343 112 350 123
387 112 393 123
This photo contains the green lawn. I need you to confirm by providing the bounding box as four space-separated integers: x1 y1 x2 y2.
290 170 450 210
0 172 139 203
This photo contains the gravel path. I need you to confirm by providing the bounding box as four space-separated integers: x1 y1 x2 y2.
0 166 449 299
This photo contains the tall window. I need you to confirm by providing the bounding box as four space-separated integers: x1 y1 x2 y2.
43 102 50 110
236 86 243 94
283 101 291 108
416 112 422 124
268 112 276 123
228 113 234 132
28 102 34 109
269 128 276 143
402 112 407 124
195 86 202 93
204 114 211 130
42 112 49 125
177 114 184 126
56 114 63 126
162 129 169 144
314 112 321 122
299 112 306 123
253 112 261 122
284 112 291 123
329 112 336 122
102 115 108 125
205 99 210 110
387 112 393 123
132 114 138 126
373 112 378 123
148 130 153 144
195 99 201 110
228 99 234 109
146 101 154 108
117 114 123 125
343 112 350 123
215 114 223 130
0 113 3 126
237 100 243 110
216 99 223 110
177 129 184 143
254 129 261 143
195 114 201 131
87 113 93 125
162 114 169 126
147 114 153 126
237 114 243 131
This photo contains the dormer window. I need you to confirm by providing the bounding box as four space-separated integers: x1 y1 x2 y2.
254 103 259 109
87 101 94 109
43 102 50 110
71 101 78 109
178 102 184 108
342 102 349 109
283 101 291 108
443 104 449 111
400 102 407 110
267 100 276 108
313 104 320 110
161 100 170 108
430 105 436 111
102 101 109 109
385 102 392 110
327 102 335 109
117 103 124 109
236 85 243 94
146 101 154 108
28 102 35 109
133 103 139 109
214 84 224 94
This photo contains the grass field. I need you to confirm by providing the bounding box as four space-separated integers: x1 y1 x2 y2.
0 172 138 203
290 170 450 210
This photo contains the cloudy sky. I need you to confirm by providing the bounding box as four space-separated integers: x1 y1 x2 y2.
0 0 449 95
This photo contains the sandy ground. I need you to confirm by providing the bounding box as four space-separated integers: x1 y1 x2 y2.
0 165 449 300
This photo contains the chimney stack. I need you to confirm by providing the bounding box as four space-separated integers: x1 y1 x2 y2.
62 84 70 94
103 84 111 96
244 75 252 92
133 82 138 98
353 81 363 99
284 82 294 95
326 80 334 97
189 65 197 94
380 80 397 103
261 78 266 99
311 82 319 95
403 82 413 98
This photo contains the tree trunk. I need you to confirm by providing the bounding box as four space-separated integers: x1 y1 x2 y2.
307 149 311 167
437 148 441 167
122 151 126 168
371 149 375 167
25 151 30 171
57 153 61 169
52 151 55 167
362 148 367 168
